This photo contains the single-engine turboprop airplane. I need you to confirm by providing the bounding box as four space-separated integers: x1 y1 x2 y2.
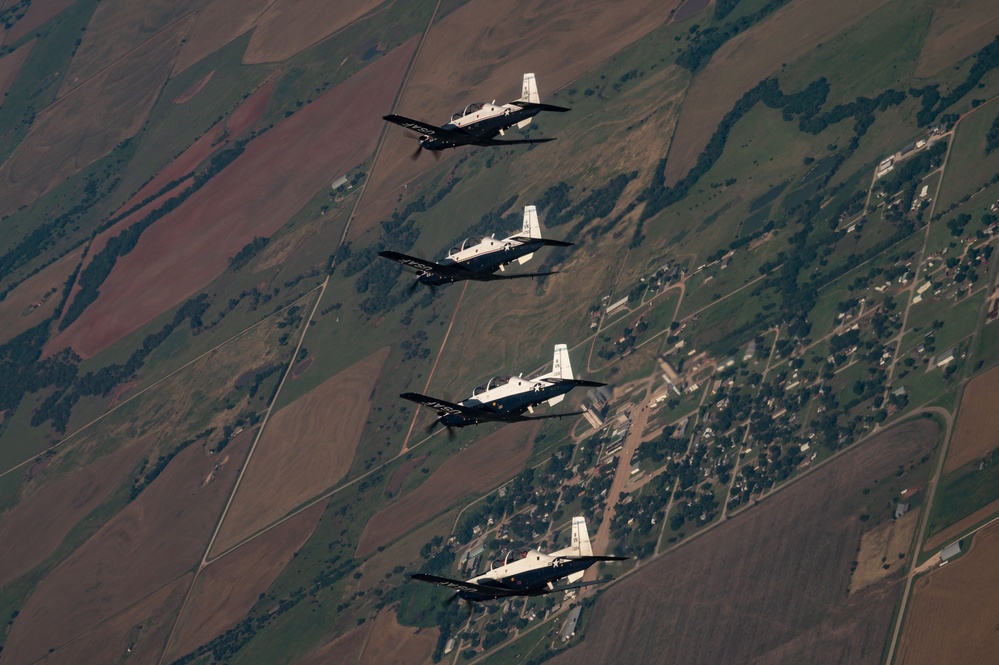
383 73 569 156
401 344 604 428
379 205 571 286
411 516 627 601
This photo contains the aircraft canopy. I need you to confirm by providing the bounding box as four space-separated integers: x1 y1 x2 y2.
448 236 484 257
451 102 485 121
472 376 513 396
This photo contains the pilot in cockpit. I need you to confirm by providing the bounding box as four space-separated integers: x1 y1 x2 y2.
451 102 485 122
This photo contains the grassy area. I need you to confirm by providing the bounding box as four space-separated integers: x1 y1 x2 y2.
927 450 999 535
937 102 999 211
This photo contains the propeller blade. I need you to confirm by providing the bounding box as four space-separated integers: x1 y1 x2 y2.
411 143 424 161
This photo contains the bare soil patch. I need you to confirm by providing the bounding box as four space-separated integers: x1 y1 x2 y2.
222 75 274 137
387 455 427 496
295 605 437 665
167 503 325 659
356 421 537 557
0 246 82 345
213 347 390 554
173 69 214 104
849 509 920 594
354 0 679 240
1 430 252 664
4 0 76 44
50 40 415 359
0 38 33 100
896 522 999 665
550 420 939 665
924 496 999 551
291 355 313 378
0 435 151 587
0 20 187 215
662 0 892 186
944 364 999 473
243 0 385 64
914 0 999 78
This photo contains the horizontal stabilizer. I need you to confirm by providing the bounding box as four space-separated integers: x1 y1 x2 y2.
511 100 571 113
477 137 556 146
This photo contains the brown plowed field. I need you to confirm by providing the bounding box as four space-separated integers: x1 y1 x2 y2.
1 430 252 664
896 521 999 665
550 420 939 665
59 0 201 93
914 0 999 77
943 364 999 473
242 0 384 64
50 39 416 359
119 125 223 209
0 38 33 99
167 503 325 659
661 0 892 187
222 75 274 136
0 245 82 345
924 497 999 551
173 69 214 104
171 0 271 75
3 0 76 44
352 0 679 241
212 347 390 555
355 421 537 557
0 435 152 587
0 20 187 215
295 605 437 665
37 574 191 665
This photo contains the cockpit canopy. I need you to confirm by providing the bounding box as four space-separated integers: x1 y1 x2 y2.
447 236 484 258
490 549 532 570
451 102 485 122
471 375 513 397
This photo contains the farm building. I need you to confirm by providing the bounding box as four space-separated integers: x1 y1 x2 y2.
940 540 962 563
560 606 582 642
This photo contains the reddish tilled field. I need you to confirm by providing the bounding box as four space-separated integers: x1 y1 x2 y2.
661 0 892 186
897 521 999 665
387 455 427 496
212 347 390 554
0 39 33 98
0 435 151 587
550 420 939 665
943 364 999 473
355 421 537 557
1 430 253 664
167 503 325 659
295 605 437 665
173 70 214 104
50 39 416 359
352 0 679 240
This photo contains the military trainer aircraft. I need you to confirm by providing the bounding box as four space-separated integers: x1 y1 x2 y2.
401 344 604 429
379 205 571 286
411 516 626 601
383 73 569 156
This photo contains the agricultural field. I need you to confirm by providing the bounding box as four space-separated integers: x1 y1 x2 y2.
0 0 998 663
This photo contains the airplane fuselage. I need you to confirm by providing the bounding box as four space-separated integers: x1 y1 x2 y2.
417 103 543 150
418 237 548 285
440 376 574 427
460 550 596 601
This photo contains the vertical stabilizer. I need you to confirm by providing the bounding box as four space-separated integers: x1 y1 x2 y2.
517 205 541 264
517 73 539 129
546 343 573 406
554 516 593 582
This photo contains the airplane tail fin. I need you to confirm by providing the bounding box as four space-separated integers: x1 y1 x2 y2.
517 205 541 264
546 343 572 406
517 74 539 129
556 516 593 583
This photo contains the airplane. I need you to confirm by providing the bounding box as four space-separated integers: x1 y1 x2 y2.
379 205 571 286
383 73 570 156
401 344 604 428
411 516 627 601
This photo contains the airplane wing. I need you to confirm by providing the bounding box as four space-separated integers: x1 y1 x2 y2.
510 101 572 113
410 574 521 597
476 137 556 146
378 251 476 280
383 115 471 141
399 392 470 418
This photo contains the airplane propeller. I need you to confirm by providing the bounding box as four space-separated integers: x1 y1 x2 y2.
426 418 457 441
